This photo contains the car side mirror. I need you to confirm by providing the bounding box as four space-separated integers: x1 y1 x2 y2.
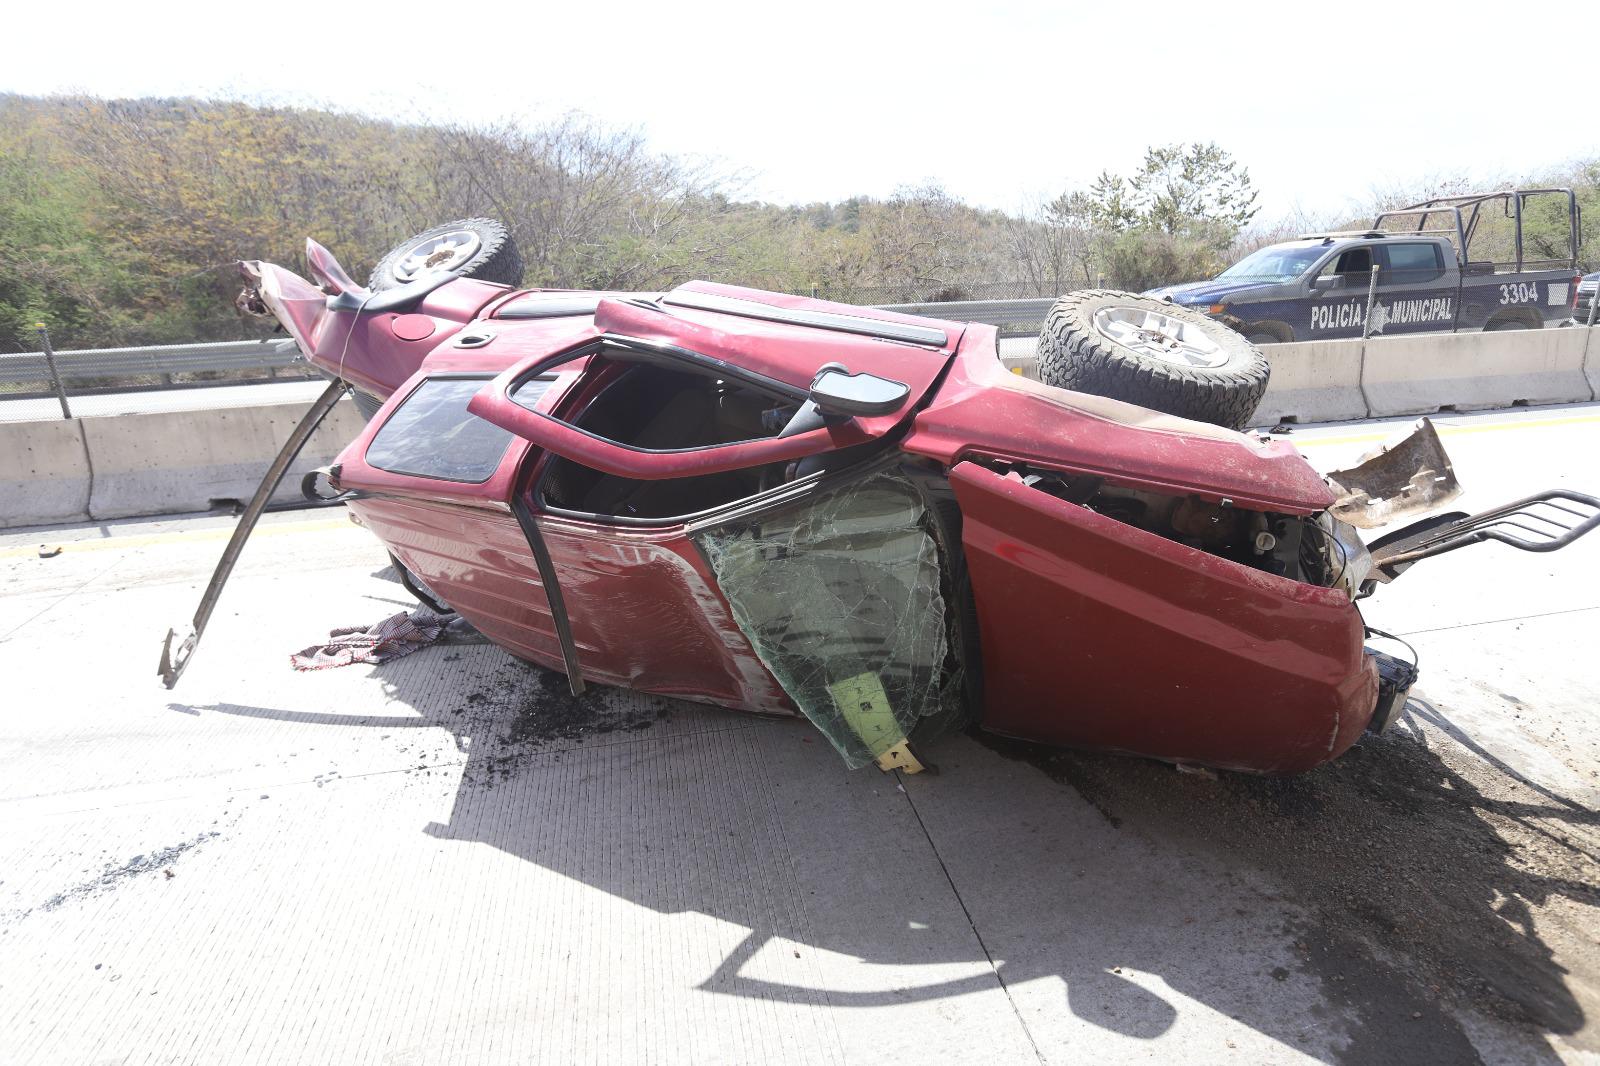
808 366 909 417
1312 274 1345 293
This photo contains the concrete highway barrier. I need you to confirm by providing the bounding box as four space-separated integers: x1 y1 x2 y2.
1 396 365 529
0 419 94 528
997 325 1598 425
1584 328 1600 400
1358 326 1594 418
5 326 1600 529
1250 338 1369 425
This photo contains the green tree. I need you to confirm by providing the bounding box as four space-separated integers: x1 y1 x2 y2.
1027 142 1260 293
1045 172 1139 234
1129 142 1259 245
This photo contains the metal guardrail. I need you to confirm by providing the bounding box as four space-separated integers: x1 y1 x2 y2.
1 299 1056 405
0 339 302 387
877 298 1055 338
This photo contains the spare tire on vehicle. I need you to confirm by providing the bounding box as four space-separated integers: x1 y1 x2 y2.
367 217 524 293
1036 289 1270 431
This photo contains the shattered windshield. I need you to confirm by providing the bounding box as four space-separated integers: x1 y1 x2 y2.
695 470 966 768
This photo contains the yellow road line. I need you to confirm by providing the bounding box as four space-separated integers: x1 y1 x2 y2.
1286 412 1600 449
3 516 357 559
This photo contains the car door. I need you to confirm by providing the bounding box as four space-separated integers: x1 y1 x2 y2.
331 360 589 668
467 287 959 457
332 353 818 715
465 287 962 495
1371 242 1457 335
1307 244 1377 338
465 289 972 766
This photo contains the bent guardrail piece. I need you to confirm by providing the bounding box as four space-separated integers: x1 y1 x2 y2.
157 379 348 688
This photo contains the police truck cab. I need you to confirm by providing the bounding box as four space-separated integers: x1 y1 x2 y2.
1148 188 1584 343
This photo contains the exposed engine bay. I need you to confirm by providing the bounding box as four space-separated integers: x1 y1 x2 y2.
978 461 1373 598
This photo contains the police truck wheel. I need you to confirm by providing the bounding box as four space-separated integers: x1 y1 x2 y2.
1037 290 1270 431
368 218 524 293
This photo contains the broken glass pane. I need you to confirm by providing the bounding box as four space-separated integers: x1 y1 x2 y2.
695 470 964 768
366 377 513 483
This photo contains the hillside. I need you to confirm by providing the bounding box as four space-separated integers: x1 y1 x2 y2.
1 95 1594 351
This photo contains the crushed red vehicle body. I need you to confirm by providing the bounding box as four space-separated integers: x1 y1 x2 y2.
197 238 1599 775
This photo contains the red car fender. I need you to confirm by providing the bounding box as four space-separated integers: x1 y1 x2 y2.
950 461 1378 773
244 248 511 401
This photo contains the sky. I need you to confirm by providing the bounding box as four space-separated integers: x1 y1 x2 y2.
6 0 1594 227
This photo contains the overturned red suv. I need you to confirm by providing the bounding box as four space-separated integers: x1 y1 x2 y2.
163 219 1599 775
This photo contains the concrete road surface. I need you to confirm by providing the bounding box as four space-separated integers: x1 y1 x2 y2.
2 403 1597 1065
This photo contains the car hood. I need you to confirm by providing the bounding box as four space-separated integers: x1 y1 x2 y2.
1144 279 1283 305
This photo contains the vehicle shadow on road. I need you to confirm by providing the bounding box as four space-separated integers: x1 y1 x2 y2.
174 654 1596 1065
979 695 1598 1064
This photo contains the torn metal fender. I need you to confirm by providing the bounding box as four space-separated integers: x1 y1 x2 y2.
1326 418 1462 529
158 379 349 688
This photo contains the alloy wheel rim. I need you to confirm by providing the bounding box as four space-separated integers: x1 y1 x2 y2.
393 230 483 283
1092 306 1228 369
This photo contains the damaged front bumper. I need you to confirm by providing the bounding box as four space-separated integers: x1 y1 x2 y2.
1317 417 1599 589
1323 420 1600 734
1327 418 1461 529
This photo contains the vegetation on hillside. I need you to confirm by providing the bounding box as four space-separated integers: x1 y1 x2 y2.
1 94 1594 351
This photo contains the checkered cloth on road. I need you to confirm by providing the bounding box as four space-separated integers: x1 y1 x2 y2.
290 607 451 670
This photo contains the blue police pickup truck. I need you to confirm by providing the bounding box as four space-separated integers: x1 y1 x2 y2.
1148 188 1585 343
1578 271 1599 324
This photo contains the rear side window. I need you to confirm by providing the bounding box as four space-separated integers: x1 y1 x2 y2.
366 377 515 483
1383 243 1446 284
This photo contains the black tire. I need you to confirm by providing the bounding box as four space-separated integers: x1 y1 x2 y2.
388 553 453 615
350 388 385 421
368 218 524 293
1246 331 1279 345
1486 317 1534 332
1037 290 1270 431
